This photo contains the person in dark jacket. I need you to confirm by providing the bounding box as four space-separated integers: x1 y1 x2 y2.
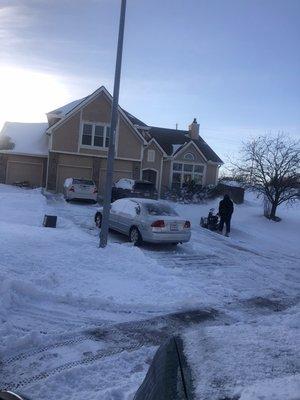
218 194 234 236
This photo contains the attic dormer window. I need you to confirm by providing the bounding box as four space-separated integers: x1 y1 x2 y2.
81 122 110 148
183 152 195 161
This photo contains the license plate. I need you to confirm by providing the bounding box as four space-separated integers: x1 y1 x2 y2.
170 223 178 231
144 192 150 197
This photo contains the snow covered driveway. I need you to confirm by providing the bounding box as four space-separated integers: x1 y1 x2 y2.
0 185 299 399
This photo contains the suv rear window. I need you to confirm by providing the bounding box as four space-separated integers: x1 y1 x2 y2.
144 203 178 216
133 182 155 191
73 179 94 185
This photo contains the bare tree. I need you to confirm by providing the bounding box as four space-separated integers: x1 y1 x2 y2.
233 133 299 220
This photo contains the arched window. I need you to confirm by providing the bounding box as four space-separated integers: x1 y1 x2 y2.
183 152 195 161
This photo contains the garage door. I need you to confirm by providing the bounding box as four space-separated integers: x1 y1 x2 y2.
57 165 93 193
6 161 43 187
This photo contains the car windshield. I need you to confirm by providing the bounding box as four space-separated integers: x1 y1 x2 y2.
134 182 155 191
144 203 178 216
73 179 94 185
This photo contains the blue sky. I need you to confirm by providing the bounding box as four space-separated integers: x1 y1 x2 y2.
0 0 299 162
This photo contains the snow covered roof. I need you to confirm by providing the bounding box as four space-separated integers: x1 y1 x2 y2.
47 97 88 117
172 143 186 155
48 95 148 127
0 122 49 156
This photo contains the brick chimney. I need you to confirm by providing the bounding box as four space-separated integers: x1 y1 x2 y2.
188 118 199 139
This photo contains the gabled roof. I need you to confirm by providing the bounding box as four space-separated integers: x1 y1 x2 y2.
46 86 222 164
147 126 223 163
193 136 223 163
148 127 188 155
48 95 148 127
46 86 147 145
0 122 48 156
47 97 88 116
146 137 168 156
121 108 148 127
52 93 156 148
46 86 106 121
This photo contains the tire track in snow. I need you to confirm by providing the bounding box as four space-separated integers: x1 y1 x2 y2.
2 333 96 365
2 309 217 366
0 309 219 391
0 341 150 391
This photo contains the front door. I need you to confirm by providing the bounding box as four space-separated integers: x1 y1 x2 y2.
142 169 157 188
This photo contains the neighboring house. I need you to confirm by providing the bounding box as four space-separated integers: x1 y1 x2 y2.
0 122 48 187
0 86 223 195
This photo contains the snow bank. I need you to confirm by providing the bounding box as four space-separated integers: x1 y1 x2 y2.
0 185 299 399
238 374 300 400
183 308 300 400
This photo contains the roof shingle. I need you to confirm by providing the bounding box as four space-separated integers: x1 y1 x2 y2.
148 126 223 163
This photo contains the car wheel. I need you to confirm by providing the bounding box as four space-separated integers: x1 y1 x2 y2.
65 198 70 203
129 227 142 246
95 212 102 228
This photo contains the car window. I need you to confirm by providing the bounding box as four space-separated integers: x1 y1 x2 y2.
144 203 178 216
73 179 94 185
134 182 155 191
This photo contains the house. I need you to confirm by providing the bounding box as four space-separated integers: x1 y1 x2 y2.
0 86 223 195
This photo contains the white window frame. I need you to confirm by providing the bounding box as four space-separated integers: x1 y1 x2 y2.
80 121 110 149
172 162 205 187
147 149 155 162
183 152 195 161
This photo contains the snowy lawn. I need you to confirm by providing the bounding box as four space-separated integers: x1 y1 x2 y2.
0 184 299 399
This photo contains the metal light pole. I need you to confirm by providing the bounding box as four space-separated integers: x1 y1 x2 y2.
100 0 127 248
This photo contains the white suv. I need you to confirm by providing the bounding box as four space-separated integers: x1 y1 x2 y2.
63 178 98 203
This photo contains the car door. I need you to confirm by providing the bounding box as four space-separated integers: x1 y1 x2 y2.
117 200 140 234
109 200 125 231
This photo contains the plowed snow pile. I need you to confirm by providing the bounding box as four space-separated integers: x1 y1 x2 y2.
0 184 299 399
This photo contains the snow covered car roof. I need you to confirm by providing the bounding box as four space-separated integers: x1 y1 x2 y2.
0 122 49 156
121 197 161 204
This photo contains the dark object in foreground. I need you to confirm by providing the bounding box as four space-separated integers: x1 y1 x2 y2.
134 336 194 400
0 392 28 400
43 215 57 228
200 208 220 231
218 194 234 235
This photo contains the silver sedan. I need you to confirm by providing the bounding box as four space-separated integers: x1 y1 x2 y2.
94 198 191 246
